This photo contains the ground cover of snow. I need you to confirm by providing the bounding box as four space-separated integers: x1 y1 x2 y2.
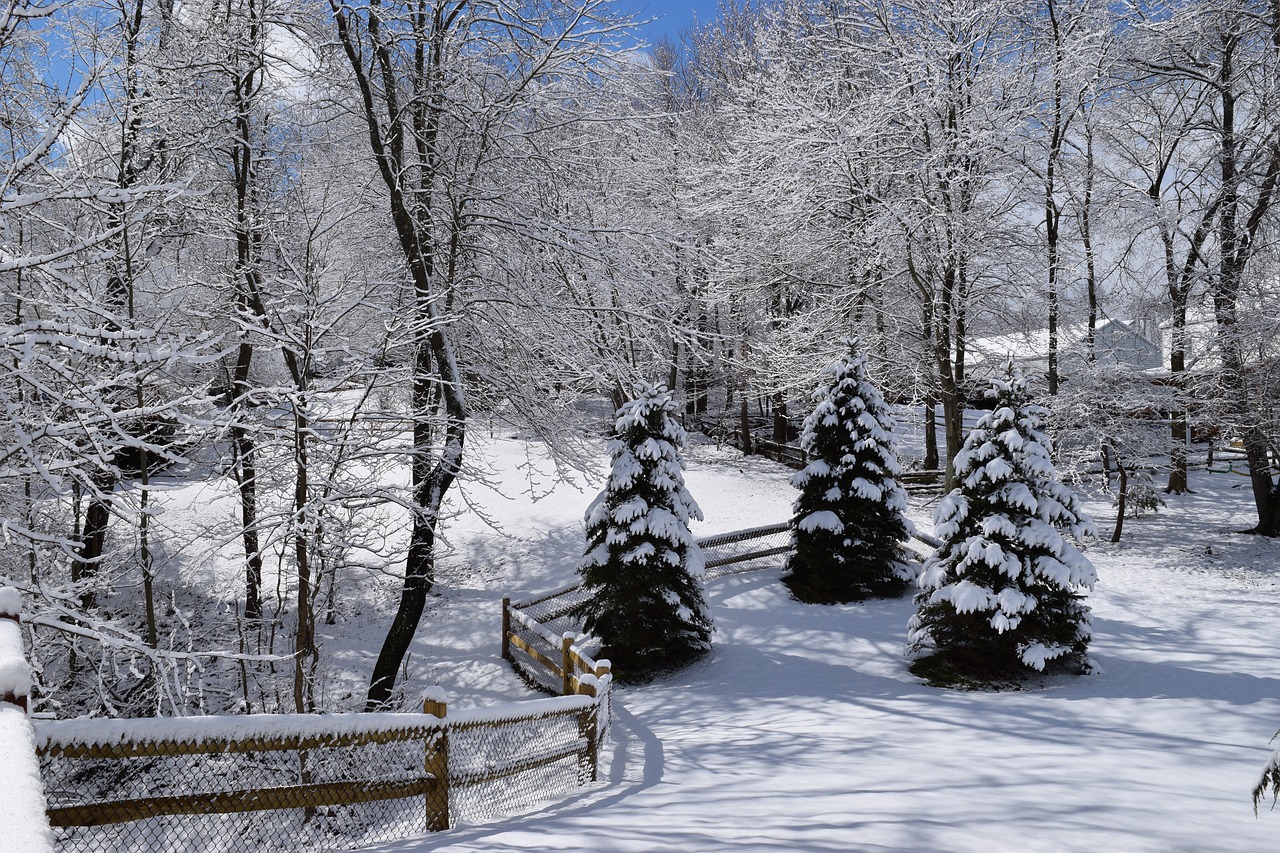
320 429 1280 853
55 416 1280 851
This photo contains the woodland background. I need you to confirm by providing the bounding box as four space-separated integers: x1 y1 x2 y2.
3 0 1279 718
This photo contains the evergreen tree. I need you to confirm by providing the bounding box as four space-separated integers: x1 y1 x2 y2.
908 365 1097 684
574 381 711 680
785 339 915 603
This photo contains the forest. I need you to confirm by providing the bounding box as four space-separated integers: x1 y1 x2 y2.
3 0 1280 721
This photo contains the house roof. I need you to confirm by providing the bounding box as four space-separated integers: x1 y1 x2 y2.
967 318 1162 374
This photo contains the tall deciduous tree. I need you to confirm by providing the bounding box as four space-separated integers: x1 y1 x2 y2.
327 0 631 708
1116 0 1280 512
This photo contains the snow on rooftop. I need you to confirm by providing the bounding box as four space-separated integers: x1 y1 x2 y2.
968 318 1163 375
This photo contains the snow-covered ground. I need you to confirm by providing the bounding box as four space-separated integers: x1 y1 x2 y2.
326 433 1280 853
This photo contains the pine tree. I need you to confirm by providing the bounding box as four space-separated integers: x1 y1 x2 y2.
785 338 915 603
574 381 711 680
908 364 1097 684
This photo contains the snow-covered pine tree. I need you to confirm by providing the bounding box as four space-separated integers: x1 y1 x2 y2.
908 364 1097 684
574 381 711 680
785 338 915 603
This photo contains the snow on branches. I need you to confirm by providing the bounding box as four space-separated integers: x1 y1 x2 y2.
908 364 1097 683
785 338 914 603
573 381 711 681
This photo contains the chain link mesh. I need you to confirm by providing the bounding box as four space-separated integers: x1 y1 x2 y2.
37 701 607 853
39 726 438 853
507 615 566 694
699 523 792 579
449 704 598 826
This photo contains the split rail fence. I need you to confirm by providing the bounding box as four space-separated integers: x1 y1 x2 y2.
34 692 604 852
502 523 940 691
9 518 940 853
2 586 610 853
750 438 944 493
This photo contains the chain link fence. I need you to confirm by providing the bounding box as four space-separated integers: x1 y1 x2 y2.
448 698 601 826
37 716 441 853
700 523 791 579
34 694 609 853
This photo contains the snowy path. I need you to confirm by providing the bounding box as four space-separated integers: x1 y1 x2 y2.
349 440 1280 852
374 559 1280 850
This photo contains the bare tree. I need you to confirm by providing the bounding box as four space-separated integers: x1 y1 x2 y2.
327 0 632 708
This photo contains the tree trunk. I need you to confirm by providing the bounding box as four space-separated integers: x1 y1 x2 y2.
1211 28 1280 534
923 395 939 471
1165 315 1190 495
365 349 465 708
1111 456 1127 543
772 392 789 444
73 487 111 611
940 385 964 491
293 400 315 714
233 427 263 622
1081 127 1098 360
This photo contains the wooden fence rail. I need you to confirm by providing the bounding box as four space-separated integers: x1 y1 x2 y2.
503 523 939 691
38 710 447 833
35 691 606 850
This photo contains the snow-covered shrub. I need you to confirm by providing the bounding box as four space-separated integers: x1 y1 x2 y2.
785 338 914 603
908 365 1097 684
1123 471 1165 518
573 382 711 681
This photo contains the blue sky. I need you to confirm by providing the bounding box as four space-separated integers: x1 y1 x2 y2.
624 0 720 45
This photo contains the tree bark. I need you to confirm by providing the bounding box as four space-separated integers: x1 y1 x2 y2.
1111 456 1127 543
329 0 470 708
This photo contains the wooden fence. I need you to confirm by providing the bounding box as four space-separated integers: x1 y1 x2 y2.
749 438 945 493
5 575 612 853
503 523 940 691
35 690 605 852
37 708 448 844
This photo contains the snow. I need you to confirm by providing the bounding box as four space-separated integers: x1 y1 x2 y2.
20 427 1280 852
797 510 843 533
36 711 443 750
0 706 53 852
347 439 1280 853
0 585 21 617
0 590 50 851
0 616 32 698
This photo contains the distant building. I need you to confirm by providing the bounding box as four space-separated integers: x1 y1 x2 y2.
966 318 1163 385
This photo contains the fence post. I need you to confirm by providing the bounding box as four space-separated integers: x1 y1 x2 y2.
423 693 449 832
577 704 598 783
560 634 574 696
501 596 511 662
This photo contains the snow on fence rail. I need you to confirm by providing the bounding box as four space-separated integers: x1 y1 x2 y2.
8 578 612 853
35 690 606 852
0 587 55 853
503 524 938 690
